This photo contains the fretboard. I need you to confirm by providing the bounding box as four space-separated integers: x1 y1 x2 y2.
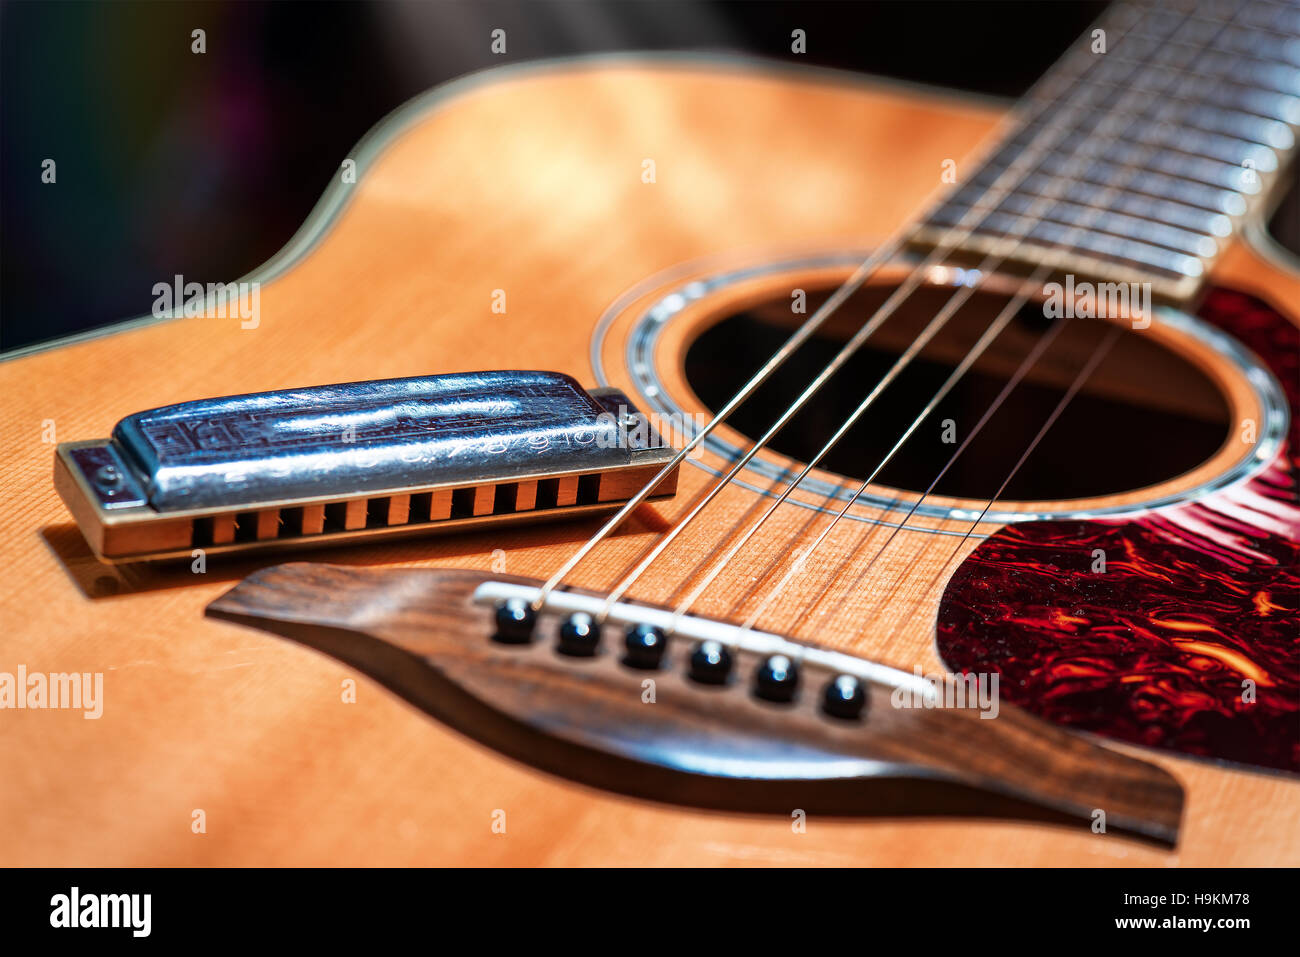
909 0 1300 304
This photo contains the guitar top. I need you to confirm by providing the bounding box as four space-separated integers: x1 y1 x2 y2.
1 0 1297 866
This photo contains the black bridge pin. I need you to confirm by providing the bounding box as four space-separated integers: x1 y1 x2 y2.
688 640 732 685
623 623 668 669
492 598 536 644
821 674 867 720
558 612 602 657
754 654 800 703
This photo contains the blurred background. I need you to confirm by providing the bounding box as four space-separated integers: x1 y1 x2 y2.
3 0 1157 353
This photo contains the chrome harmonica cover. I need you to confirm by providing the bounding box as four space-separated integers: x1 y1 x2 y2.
118 371 647 510
55 371 678 562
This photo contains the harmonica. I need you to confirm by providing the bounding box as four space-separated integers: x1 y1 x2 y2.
55 371 679 562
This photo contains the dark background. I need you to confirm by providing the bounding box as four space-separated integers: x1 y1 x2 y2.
0 0 1108 353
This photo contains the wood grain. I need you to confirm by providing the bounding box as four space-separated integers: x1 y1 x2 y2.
1 58 1296 865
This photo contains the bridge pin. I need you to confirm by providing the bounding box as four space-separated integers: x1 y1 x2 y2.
754 654 799 703
558 613 602 657
821 674 867 720
623 623 668 669
688 640 732 685
492 598 536 644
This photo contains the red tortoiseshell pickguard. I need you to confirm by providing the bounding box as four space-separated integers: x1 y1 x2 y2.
937 288 1300 774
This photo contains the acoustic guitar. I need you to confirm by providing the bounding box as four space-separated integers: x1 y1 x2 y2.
3 0 1297 865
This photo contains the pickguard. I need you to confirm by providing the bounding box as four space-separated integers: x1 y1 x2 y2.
938 288 1300 774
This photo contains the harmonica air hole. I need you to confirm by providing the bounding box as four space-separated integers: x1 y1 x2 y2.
323 502 348 534
191 517 214 548
279 506 304 539
577 473 601 506
234 512 259 543
450 488 477 520
493 483 519 515
365 497 391 529
535 478 561 510
409 492 433 524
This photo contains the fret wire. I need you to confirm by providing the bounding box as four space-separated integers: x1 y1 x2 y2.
941 127 1284 247
965 152 1249 216
1127 27 1300 71
946 7 1300 282
1128 13 1300 58
1060 49 1300 104
935 219 1205 280
1010 108 1282 171
988 143 1254 202
958 162 1239 226
935 114 1258 263
933 200 1218 260
1030 56 1299 123
961 160 1253 222
931 149 1268 278
1025 23 1300 109
1026 39 1174 112
949 176 1237 234
932 216 1222 276
1047 80 1299 135
1117 38 1300 95
1246 0 1300 36
956 21 1298 243
1053 144 1253 194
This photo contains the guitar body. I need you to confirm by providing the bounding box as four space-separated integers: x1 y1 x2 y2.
2 57 1296 865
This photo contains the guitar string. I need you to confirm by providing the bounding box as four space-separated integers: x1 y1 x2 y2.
728 0 1254 638
828 36 1289 664
805 0 1273 646
664 5 1222 629
745 311 1076 635
584 2 1196 619
528 0 1146 612
590 0 1258 621
724 0 1286 636
699 281 1063 632
871 323 1122 662
533 0 1263 613
602 0 1230 622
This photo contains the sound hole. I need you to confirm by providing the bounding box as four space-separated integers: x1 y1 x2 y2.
683 282 1231 502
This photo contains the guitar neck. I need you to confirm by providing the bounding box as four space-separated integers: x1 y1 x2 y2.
908 0 1300 306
